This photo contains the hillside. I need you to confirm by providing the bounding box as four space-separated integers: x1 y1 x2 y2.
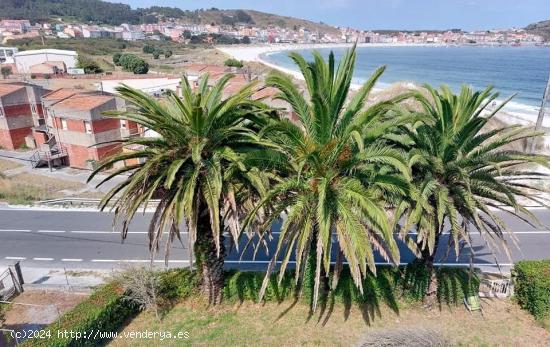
0 0 184 25
0 0 340 35
525 20 550 41
185 9 340 36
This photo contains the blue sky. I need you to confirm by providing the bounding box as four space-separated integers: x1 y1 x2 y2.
108 0 550 31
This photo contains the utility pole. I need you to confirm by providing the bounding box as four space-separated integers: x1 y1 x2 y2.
528 73 550 153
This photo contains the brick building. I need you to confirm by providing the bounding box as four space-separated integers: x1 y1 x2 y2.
40 89 139 169
0 83 48 150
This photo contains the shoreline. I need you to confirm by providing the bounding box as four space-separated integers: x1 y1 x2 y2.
218 43 545 127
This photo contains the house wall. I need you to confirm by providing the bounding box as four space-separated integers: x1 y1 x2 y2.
0 86 47 150
14 52 77 74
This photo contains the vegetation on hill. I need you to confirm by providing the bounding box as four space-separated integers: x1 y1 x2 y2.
0 0 183 25
187 9 340 35
526 20 550 41
0 1 339 35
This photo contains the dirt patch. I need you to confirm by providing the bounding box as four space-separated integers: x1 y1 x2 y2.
1 289 88 331
0 159 23 172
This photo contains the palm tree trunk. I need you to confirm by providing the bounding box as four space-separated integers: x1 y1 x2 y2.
422 231 441 308
194 210 226 305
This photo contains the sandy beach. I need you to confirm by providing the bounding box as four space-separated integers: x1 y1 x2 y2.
218 43 446 82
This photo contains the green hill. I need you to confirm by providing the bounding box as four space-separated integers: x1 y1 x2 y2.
0 0 340 35
525 20 550 41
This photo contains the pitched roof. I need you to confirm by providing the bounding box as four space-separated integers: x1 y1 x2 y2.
53 94 114 111
0 84 25 97
42 88 79 101
252 86 279 100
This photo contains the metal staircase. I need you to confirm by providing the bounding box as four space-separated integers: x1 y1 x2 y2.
30 137 68 170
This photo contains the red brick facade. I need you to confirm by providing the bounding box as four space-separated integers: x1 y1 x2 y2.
64 143 122 169
0 127 32 150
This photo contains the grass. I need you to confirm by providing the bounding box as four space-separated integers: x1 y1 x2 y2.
0 172 87 204
0 159 22 172
109 296 550 347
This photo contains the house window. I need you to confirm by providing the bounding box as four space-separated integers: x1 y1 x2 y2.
120 120 127 129
60 118 68 130
30 103 37 115
84 121 92 134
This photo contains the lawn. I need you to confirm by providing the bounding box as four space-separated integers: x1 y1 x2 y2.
110 297 550 347
0 172 88 204
0 159 23 172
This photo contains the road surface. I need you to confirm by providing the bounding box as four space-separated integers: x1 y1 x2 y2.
0 207 549 272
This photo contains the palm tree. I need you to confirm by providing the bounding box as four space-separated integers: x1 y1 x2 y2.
244 46 413 311
394 85 550 306
89 75 273 304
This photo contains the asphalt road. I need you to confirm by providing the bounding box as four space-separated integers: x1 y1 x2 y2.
0 207 549 272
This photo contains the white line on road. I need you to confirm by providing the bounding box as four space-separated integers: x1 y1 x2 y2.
61 258 83 262
5 256 26 260
37 230 65 233
223 260 515 267
33 257 54 261
91 259 189 263
0 229 31 232
71 231 116 234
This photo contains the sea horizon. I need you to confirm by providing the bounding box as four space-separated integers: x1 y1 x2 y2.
260 45 550 121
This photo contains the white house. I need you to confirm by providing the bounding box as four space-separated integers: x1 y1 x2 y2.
13 49 78 74
0 47 18 64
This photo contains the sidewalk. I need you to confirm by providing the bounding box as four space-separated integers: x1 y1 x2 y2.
0 149 125 194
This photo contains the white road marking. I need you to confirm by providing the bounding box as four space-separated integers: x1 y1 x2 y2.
61 258 83 262
91 259 189 263
71 231 116 234
5 256 26 260
33 257 54 261
0 229 31 232
37 230 65 233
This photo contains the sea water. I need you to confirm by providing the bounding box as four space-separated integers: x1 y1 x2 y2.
262 46 550 120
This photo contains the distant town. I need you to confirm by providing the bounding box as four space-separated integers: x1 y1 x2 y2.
0 18 547 47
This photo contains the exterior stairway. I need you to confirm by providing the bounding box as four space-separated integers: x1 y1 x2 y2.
30 137 68 170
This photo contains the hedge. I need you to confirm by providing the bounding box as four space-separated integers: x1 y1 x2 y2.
24 283 139 347
223 263 479 307
22 264 478 346
514 260 550 319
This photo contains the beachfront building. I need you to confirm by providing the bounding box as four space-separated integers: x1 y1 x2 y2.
0 83 49 150
38 89 140 169
13 49 78 75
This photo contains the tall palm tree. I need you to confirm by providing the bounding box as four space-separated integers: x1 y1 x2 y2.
244 46 413 311
394 84 550 306
89 75 274 304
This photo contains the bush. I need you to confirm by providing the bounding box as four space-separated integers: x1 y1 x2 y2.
222 264 478 307
77 55 103 74
117 53 149 74
112 52 122 65
1 66 12 79
224 58 244 68
24 283 138 347
514 260 550 319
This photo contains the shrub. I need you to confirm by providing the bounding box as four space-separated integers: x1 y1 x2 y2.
77 55 103 74
142 44 155 54
115 267 163 319
224 58 244 68
158 268 200 301
1 66 12 79
514 260 550 319
117 53 149 74
24 283 138 347
112 52 122 65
